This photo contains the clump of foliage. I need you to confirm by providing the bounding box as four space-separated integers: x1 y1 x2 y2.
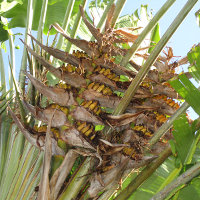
1 0 200 200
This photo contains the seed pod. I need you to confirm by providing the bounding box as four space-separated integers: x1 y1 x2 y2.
60 63 83 75
133 125 153 137
72 50 89 59
153 95 179 110
82 89 121 108
154 112 167 123
88 82 113 96
57 82 72 90
47 104 104 126
49 104 69 116
33 125 60 139
123 146 136 159
81 100 102 116
76 121 96 140
94 66 120 82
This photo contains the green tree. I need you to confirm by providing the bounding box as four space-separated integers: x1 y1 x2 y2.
1 0 200 199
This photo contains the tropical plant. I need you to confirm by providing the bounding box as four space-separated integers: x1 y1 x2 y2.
1 0 200 200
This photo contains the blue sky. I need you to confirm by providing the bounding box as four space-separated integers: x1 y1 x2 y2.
122 0 200 58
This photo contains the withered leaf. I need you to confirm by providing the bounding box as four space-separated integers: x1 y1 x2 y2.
80 5 126 57
102 146 125 156
73 149 103 167
89 74 117 89
9 108 45 149
61 127 96 151
149 98 178 115
105 4 115 31
22 40 86 88
37 112 53 200
177 56 188 65
79 5 103 44
88 158 129 198
50 150 78 200
99 139 128 156
94 56 136 78
72 106 104 125
82 89 120 108
25 72 77 106
106 111 144 126
114 29 138 42
23 101 70 127
53 23 100 58
99 139 129 148
9 107 65 155
152 84 179 99
27 33 80 66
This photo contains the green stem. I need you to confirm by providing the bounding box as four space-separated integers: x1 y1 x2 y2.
90 0 115 40
34 0 48 71
97 0 115 30
65 0 88 53
10 64 26 124
114 0 198 116
151 162 200 200
54 0 75 51
28 0 48 105
37 0 48 43
0 49 6 93
59 157 95 200
110 0 126 28
149 102 189 147
34 0 48 74
114 147 172 200
8 31 15 95
120 0 176 67
19 0 34 92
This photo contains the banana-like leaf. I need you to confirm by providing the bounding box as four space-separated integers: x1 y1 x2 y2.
188 44 200 82
177 176 200 200
2 0 82 35
172 114 199 165
170 74 200 115
148 23 160 53
170 44 200 115
0 17 9 42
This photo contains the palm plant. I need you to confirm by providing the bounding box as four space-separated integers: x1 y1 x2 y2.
1 0 200 199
